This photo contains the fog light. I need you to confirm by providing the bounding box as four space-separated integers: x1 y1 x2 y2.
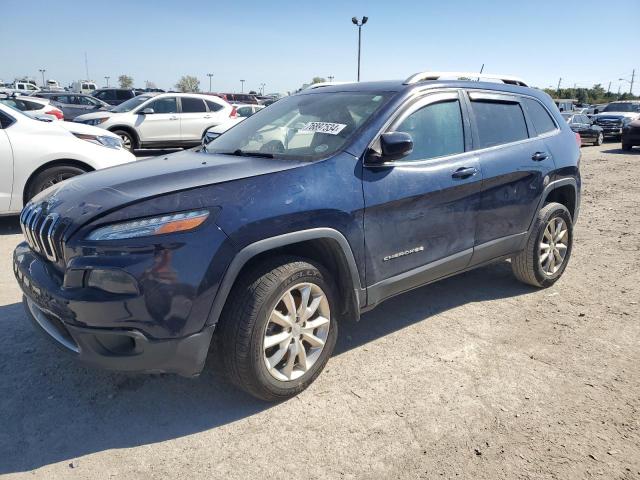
86 269 138 295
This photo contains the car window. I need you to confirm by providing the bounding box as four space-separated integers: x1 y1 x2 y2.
522 98 557 135
582 115 591 124
207 92 391 161
237 106 253 117
148 97 178 114
394 99 465 161
21 100 43 111
470 100 529 148
206 100 223 112
116 90 133 100
0 110 15 128
181 97 207 113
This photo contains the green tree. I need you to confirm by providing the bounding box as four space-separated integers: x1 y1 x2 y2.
311 77 326 84
175 75 200 92
118 75 133 88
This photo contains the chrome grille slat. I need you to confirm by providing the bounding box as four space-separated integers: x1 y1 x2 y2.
19 204 62 263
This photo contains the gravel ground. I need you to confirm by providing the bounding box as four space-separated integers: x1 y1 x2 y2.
0 143 638 479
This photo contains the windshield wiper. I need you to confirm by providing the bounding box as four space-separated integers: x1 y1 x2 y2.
217 149 274 159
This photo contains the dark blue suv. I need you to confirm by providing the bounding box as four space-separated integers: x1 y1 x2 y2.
14 72 581 401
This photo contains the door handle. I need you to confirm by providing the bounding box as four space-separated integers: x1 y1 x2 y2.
204 115 212 119
169 116 178 120
451 167 478 179
531 151 548 161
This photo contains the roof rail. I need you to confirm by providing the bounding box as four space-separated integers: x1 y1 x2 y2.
404 71 529 87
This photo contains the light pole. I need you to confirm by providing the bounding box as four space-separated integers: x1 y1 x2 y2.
38 69 46 88
619 70 635 94
351 16 368 81
240 79 245 93
328 75 334 82
104 76 110 87
207 73 213 92
260 83 265 95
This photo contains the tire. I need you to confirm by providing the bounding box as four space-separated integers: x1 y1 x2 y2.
594 132 604 146
622 142 632 151
216 256 338 401
511 202 573 288
112 129 136 152
25 164 89 202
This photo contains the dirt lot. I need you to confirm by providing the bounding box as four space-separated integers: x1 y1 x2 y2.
0 143 638 479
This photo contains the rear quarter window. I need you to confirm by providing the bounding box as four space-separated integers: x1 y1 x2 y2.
470 100 529 149
522 98 557 135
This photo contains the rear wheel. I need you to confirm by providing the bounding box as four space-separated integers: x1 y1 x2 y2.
26 165 89 202
622 142 633 151
216 257 338 401
112 129 136 152
511 202 573 288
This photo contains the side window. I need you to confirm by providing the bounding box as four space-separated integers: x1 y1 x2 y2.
237 106 253 117
148 97 177 114
206 100 223 112
116 90 133 100
470 100 529 148
394 99 465 161
522 98 557 135
0 111 15 128
181 97 207 113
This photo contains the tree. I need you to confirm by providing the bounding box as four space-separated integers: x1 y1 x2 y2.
175 75 200 92
311 77 326 84
145 81 157 89
118 75 133 88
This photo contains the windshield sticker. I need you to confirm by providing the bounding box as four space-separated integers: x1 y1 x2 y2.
314 144 329 153
299 122 347 135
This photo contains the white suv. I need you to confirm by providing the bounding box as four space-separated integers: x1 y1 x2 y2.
73 93 233 151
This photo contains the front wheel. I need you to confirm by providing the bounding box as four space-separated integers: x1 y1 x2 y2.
216 257 338 401
511 202 573 288
112 129 136 152
26 165 89 202
594 132 604 146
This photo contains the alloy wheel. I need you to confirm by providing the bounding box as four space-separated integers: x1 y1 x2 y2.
119 133 133 150
263 282 330 381
539 217 569 275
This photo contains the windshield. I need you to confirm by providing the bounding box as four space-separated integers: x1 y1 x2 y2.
111 94 152 113
206 91 391 160
603 103 639 113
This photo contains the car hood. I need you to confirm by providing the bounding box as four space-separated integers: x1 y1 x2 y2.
29 148 307 232
57 121 120 138
209 117 245 133
73 111 117 122
594 112 639 120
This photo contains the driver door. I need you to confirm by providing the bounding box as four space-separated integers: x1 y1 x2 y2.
362 91 483 302
136 96 181 143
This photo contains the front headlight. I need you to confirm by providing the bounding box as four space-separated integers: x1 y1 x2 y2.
87 210 210 241
83 117 109 126
73 132 123 149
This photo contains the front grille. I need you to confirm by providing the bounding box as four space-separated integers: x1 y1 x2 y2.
596 118 622 126
19 203 64 262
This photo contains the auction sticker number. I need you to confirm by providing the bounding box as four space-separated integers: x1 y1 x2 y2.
299 122 347 135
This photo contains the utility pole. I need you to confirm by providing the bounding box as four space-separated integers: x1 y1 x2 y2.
351 16 368 81
260 83 266 95
105 76 110 87
207 73 213 92
631 69 635 95
557 77 562 95
84 52 89 79
38 69 46 88
328 75 334 82
240 79 245 93
607 81 611 95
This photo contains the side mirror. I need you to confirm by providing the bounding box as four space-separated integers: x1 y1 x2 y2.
201 128 218 146
140 107 154 115
368 132 414 163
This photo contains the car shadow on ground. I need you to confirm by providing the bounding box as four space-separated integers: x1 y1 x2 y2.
601 147 639 155
0 215 21 235
0 259 534 473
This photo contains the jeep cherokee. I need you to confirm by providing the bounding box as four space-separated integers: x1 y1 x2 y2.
14 72 581 401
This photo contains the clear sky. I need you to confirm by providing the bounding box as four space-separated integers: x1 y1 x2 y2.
1 0 638 94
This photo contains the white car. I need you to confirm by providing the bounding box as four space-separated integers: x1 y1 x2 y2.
202 103 264 142
1 95 64 120
0 102 135 215
73 93 234 151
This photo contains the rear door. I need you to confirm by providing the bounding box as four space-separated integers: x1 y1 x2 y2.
466 92 557 263
178 96 211 142
136 96 180 143
55 95 82 119
362 91 482 301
